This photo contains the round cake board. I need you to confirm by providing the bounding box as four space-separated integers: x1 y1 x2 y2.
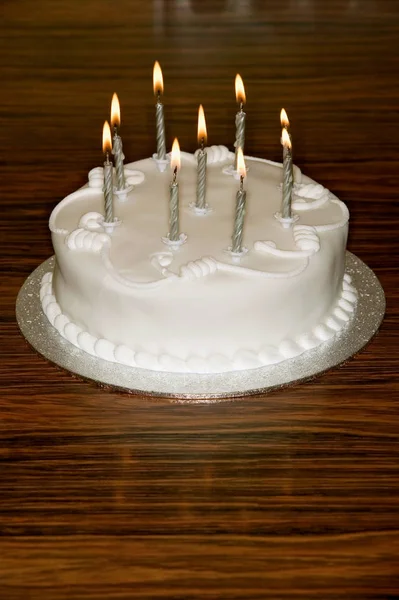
16 253 385 402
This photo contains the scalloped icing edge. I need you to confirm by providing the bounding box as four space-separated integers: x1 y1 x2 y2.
40 271 358 374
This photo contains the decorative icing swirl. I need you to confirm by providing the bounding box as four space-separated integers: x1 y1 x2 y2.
180 257 218 280
254 225 320 258
88 166 145 188
65 212 110 252
194 145 234 164
291 183 329 211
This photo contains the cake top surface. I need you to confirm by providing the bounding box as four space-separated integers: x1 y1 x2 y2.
50 147 348 286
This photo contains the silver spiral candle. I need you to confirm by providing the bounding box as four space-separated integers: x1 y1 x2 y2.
231 179 247 253
156 98 166 160
169 173 179 241
282 146 293 219
196 147 207 209
112 132 126 191
281 131 294 186
234 108 246 170
103 157 114 223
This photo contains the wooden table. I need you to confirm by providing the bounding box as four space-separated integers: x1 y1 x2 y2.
1 1 398 597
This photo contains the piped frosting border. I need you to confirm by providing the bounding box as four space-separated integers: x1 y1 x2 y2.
40 270 357 374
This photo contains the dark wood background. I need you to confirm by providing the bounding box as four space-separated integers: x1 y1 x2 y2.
1 1 398 598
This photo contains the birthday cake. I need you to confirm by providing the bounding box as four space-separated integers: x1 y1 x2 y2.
40 144 357 374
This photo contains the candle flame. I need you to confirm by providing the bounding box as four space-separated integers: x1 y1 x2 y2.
236 147 246 178
235 74 246 105
111 93 121 128
282 127 292 149
280 108 289 128
171 138 181 171
153 61 164 95
197 104 207 144
102 121 112 154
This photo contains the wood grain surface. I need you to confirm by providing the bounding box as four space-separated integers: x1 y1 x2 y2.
1 0 399 598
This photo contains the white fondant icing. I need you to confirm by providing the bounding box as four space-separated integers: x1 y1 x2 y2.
88 167 104 188
42 294 56 311
297 334 319 351
326 317 342 332
334 307 350 322
338 298 355 312
41 149 357 374
95 339 117 362
78 332 97 355
40 281 52 301
233 350 262 370
54 313 70 334
114 345 135 366
46 302 61 324
342 290 357 303
313 325 334 342
135 352 159 370
259 346 281 365
40 266 357 373
279 340 301 359
64 322 83 345
124 169 145 186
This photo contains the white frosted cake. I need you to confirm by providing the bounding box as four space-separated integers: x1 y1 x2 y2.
40 145 357 374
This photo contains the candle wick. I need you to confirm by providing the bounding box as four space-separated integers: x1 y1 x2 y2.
173 166 178 183
113 125 118 137
239 102 244 112
240 175 244 191
157 90 161 104
200 137 205 151
105 151 110 165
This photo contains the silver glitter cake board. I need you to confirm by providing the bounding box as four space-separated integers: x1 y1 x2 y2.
16 253 385 402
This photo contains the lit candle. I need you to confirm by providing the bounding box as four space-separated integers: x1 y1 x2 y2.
169 138 181 241
196 104 208 210
231 147 247 253
102 121 114 223
281 128 293 219
153 61 166 161
234 74 246 171
111 93 126 191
